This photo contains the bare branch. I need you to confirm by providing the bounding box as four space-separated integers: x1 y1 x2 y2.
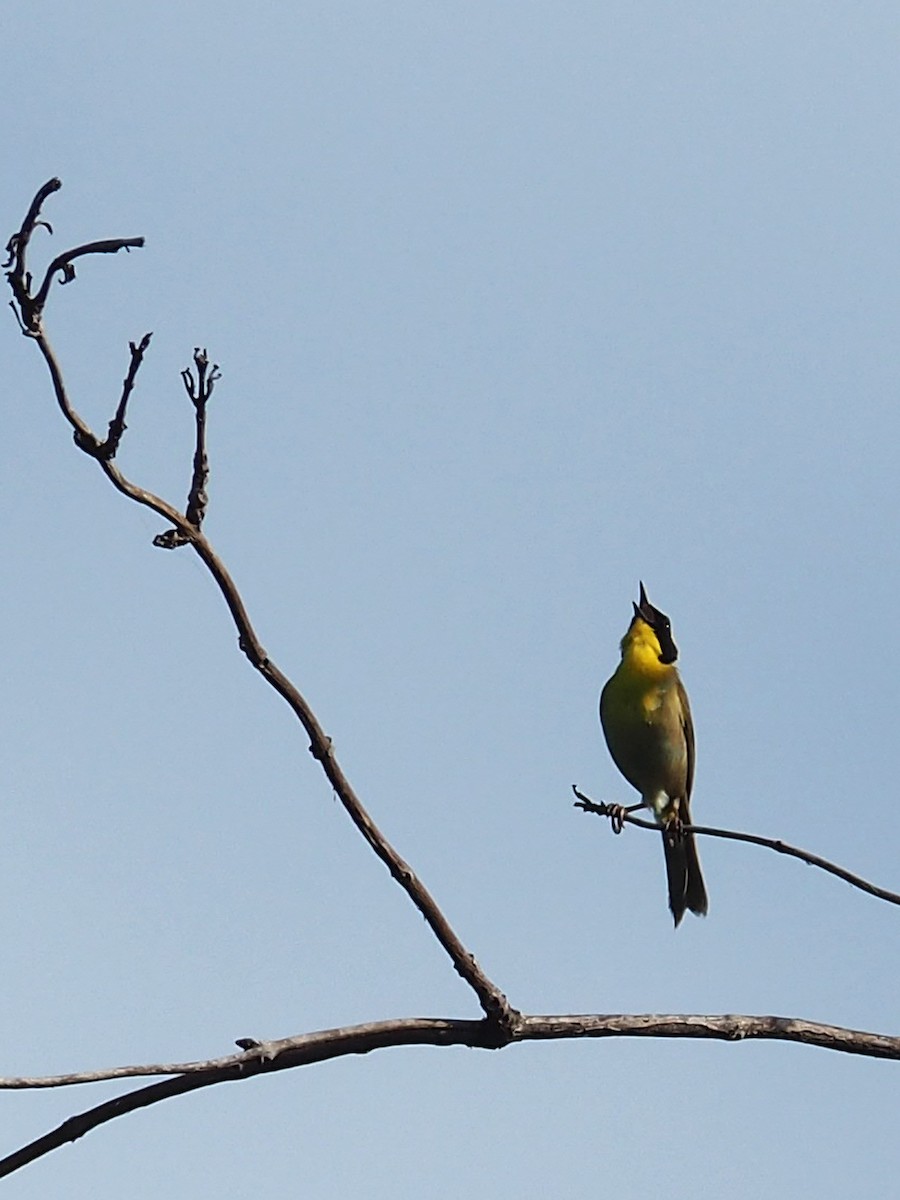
155 347 219 547
7 179 513 1029
1 1009 896 1177
92 333 154 460
3 177 61 313
573 787 900 907
182 347 217 526
522 1011 900 1059
5 180 143 335
111 438 512 1026
31 238 145 318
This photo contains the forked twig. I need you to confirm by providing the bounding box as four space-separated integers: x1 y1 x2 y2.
154 347 219 547
6 178 513 1031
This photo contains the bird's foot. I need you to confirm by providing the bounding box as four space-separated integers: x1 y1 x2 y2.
664 813 684 846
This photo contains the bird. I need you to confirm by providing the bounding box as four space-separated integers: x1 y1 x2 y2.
599 583 708 926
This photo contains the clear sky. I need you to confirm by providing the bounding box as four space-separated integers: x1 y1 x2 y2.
2 3 899 1197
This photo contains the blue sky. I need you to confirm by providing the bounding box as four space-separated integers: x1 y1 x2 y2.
2 3 899 1196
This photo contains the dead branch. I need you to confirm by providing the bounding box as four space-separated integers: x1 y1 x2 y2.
4 178 143 335
6 179 513 1030
154 347 218 547
0 1010 896 1177
94 333 153 459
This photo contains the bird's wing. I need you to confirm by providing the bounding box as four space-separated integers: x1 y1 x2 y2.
677 674 695 802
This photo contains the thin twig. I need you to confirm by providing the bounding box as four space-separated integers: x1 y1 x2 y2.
154 347 218 546
32 239 145 317
572 787 900 907
183 347 216 527
94 333 153 459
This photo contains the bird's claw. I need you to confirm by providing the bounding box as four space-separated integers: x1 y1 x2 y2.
664 813 684 846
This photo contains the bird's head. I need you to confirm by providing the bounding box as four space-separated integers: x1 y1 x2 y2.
626 582 679 666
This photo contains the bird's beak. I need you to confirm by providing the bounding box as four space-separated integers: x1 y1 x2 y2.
633 581 653 624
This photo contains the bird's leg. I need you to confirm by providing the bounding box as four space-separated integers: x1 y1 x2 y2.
663 810 684 846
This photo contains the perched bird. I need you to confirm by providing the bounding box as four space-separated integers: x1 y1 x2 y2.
599 583 708 926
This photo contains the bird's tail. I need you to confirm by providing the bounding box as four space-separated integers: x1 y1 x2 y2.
662 815 708 927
